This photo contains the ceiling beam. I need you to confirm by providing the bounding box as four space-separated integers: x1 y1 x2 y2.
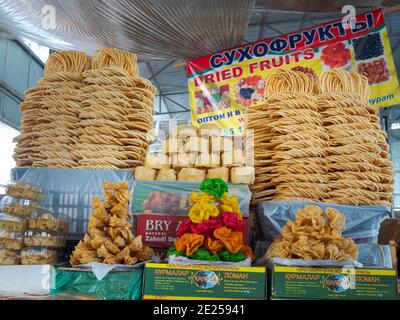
146 62 172 118
259 13 267 40
163 96 190 111
149 60 176 80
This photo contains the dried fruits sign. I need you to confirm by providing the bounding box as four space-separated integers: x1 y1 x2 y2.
186 9 400 135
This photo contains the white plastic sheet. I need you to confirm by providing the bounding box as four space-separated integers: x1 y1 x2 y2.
0 0 255 59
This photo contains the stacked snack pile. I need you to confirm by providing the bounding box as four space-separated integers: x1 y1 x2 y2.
75 48 156 169
70 181 154 265
265 205 358 261
136 123 255 184
319 69 394 205
22 212 68 265
246 69 394 206
16 51 91 168
0 183 43 264
167 178 253 262
13 48 156 169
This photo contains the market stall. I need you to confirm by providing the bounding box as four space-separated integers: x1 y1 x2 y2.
0 1 399 301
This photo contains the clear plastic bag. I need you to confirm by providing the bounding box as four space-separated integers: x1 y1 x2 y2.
11 168 134 239
0 229 24 250
21 247 58 265
0 0 254 59
133 180 252 217
0 213 27 232
0 249 20 265
24 230 65 248
257 201 390 244
4 182 44 202
1 196 42 218
28 213 68 234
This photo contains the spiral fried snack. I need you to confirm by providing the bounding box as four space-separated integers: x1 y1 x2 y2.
75 55 156 169
318 91 394 206
70 181 154 265
13 48 156 170
92 48 138 76
44 50 92 76
247 88 328 204
247 68 394 206
265 205 358 261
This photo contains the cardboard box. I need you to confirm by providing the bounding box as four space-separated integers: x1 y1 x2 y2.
270 265 398 300
143 263 266 300
136 213 250 248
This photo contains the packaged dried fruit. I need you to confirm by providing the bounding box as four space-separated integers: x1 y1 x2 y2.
21 247 58 265
24 230 65 248
0 249 20 265
5 182 44 202
0 213 28 232
0 229 24 250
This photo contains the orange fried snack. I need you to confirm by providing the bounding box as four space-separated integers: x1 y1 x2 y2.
265 205 358 261
204 238 225 255
175 233 205 257
213 226 244 254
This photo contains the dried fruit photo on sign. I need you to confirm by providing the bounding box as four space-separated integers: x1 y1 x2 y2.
234 75 265 107
321 42 352 69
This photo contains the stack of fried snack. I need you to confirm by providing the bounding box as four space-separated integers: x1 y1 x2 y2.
247 70 329 203
13 48 156 169
70 181 154 265
17 51 92 168
0 182 45 265
270 93 330 202
319 70 394 206
74 48 156 169
265 205 358 261
247 69 394 206
136 123 255 184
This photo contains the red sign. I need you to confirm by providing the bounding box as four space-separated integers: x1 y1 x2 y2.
136 213 250 248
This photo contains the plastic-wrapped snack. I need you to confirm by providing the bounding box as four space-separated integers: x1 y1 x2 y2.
144 153 171 170
0 213 27 232
231 167 255 185
171 124 198 141
28 213 67 233
156 169 177 181
178 168 206 182
0 229 24 250
135 166 157 181
24 230 65 248
21 247 58 265
206 167 229 182
6 182 44 202
1 196 41 218
0 249 20 265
